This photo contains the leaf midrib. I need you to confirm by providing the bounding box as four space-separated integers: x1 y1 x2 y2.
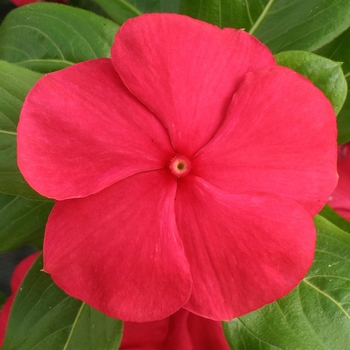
62 303 86 350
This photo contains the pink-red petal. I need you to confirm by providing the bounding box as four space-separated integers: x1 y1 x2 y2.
120 308 230 350
18 58 173 200
193 66 337 216
175 176 316 320
328 143 350 220
43 171 192 322
0 297 13 347
112 14 276 156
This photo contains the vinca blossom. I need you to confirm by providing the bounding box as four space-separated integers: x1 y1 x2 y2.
17 14 337 322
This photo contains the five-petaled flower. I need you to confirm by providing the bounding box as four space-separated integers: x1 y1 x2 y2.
17 14 337 322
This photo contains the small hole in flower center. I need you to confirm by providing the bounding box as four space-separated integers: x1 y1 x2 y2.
177 163 185 170
169 155 191 178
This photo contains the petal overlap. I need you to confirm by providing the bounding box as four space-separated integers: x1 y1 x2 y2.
43 170 192 321
175 176 316 320
112 14 276 156
17 58 173 200
193 66 338 215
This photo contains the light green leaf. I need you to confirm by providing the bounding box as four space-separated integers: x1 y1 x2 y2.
180 0 350 53
319 205 350 235
0 193 53 252
0 60 45 199
316 28 350 144
224 215 350 349
0 3 119 73
275 51 347 115
2 254 123 350
224 318 281 349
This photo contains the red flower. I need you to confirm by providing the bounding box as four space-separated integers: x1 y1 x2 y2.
17 14 337 322
120 309 230 350
0 252 40 347
328 143 350 219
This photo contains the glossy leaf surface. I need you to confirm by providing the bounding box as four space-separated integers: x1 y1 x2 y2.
2 254 123 350
0 193 53 252
0 3 119 73
180 0 350 53
0 61 43 199
275 51 347 115
319 205 350 235
224 216 350 349
180 0 269 29
316 28 350 144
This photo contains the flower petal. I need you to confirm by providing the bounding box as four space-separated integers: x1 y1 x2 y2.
10 252 40 293
0 296 13 347
175 176 316 320
43 170 192 321
193 66 337 215
161 309 230 350
18 58 173 200
120 309 230 350
328 143 350 220
112 14 275 156
120 318 169 349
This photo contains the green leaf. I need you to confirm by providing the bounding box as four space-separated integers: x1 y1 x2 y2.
275 51 347 115
2 254 123 350
253 0 350 53
224 318 281 349
180 0 350 53
224 215 350 349
127 0 180 13
316 28 350 144
0 3 119 73
0 61 45 199
319 205 350 235
316 27 350 77
180 0 269 30
0 193 53 252
70 0 180 25
69 0 141 24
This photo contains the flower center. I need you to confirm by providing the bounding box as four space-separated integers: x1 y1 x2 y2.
169 155 191 178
